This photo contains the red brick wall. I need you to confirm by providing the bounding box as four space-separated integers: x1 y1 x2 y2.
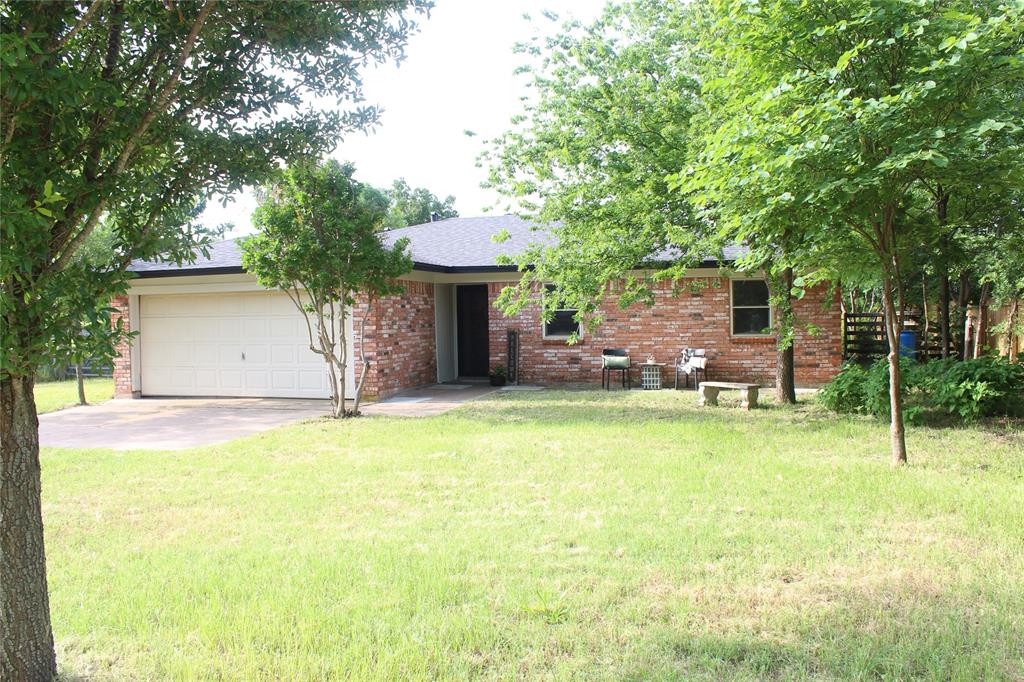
111 295 135 398
354 280 437 399
488 278 841 387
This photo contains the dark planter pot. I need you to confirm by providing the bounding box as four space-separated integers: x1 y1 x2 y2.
489 375 507 387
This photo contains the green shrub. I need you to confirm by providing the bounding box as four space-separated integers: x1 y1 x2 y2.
819 356 1024 424
911 357 1024 423
817 362 869 414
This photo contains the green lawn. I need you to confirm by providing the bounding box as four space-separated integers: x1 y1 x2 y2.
43 390 1023 680
35 377 114 414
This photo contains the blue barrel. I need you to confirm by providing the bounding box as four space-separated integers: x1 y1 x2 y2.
899 330 917 359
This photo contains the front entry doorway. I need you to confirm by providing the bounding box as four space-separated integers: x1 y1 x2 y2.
456 284 490 377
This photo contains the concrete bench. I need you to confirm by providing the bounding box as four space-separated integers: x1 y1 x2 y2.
698 382 760 410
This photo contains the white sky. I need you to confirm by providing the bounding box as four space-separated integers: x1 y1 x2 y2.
202 0 606 237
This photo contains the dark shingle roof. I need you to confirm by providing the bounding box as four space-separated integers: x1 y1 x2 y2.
129 214 746 277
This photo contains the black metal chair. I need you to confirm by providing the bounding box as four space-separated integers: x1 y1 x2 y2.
601 348 632 390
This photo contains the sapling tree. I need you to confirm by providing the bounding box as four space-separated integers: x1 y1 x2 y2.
243 161 413 417
0 2 427 677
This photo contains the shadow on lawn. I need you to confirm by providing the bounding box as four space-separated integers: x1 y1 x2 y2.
615 582 1023 681
454 389 844 431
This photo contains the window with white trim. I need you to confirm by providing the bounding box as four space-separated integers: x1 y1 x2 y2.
542 285 581 338
731 279 771 335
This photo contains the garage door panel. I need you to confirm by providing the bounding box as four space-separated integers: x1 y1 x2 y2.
140 291 349 398
271 345 295 363
195 369 218 390
243 345 269 364
243 318 267 337
269 318 298 338
218 370 243 389
299 370 325 389
218 345 243 364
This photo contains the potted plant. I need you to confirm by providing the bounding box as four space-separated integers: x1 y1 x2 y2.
489 364 507 387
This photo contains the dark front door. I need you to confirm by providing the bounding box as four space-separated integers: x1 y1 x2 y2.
456 285 489 377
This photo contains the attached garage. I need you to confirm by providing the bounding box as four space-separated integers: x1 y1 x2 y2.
138 290 352 399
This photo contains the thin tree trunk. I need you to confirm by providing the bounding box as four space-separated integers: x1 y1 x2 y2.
939 273 951 359
880 278 908 465
935 193 950 360
975 282 992 359
353 298 372 415
774 267 797 405
1 373 58 681
921 278 929 344
75 363 86 405
337 304 348 417
1008 298 1019 363
958 270 970 361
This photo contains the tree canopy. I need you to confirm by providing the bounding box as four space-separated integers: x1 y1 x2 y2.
243 160 412 417
382 178 458 228
482 0 704 329
0 2 428 678
681 0 1024 463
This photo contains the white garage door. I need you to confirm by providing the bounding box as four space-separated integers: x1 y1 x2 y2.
139 291 353 398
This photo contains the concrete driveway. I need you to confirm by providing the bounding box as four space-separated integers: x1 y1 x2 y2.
39 398 330 451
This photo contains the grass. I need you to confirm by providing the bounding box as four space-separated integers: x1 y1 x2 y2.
42 390 1023 680
34 377 114 414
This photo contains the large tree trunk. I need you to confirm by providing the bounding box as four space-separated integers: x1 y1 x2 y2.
75 363 86 405
939 273 951 359
1 373 58 681
774 267 797 405
880 278 908 466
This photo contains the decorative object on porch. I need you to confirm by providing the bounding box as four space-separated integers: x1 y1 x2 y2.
489 365 508 387
697 381 759 410
601 348 632 390
640 362 665 390
674 348 709 389
506 330 520 385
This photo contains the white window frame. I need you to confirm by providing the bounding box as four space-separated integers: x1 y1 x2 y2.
541 285 583 340
730 277 773 337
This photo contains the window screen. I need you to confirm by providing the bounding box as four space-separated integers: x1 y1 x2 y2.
732 280 771 335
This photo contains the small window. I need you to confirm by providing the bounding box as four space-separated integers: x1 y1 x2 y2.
731 279 771 335
542 285 581 338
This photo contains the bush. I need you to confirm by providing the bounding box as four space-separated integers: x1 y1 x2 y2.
911 357 1024 423
817 362 869 414
819 356 1024 424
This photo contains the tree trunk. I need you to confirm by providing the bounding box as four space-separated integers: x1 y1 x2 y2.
880 277 908 466
353 298 372 415
975 282 992 359
75 363 86 405
1008 298 1019 363
1 373 58 681
774 267 797 405
958 270 970 361
939 273 951 359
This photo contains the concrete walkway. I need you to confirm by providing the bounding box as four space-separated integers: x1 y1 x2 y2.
361 384 501 417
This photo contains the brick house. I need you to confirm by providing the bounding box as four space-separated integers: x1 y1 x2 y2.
114 215 841 399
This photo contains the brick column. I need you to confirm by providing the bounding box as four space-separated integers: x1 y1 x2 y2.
110 295 136 398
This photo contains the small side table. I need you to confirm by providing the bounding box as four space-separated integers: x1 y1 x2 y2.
640 363 665 390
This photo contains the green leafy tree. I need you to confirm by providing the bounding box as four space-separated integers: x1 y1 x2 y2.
482 1 706 338
683 0 1023 464
382 178 458 228
243 161 413 417
0 2 427 677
